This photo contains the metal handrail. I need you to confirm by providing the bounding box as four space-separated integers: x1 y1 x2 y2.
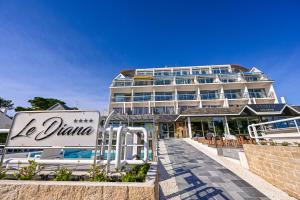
248 116 300 143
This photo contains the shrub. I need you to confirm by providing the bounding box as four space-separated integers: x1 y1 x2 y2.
260 141 267 145
13 160 44 180
121 163 150 182
270 141 277 146
88 165 107 182
0 168 6 179
281 142 289 146
53 167 72 181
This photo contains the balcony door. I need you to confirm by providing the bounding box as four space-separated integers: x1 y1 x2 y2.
160 123 175 139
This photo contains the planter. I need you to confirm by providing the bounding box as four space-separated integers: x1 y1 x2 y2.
0 162 158 200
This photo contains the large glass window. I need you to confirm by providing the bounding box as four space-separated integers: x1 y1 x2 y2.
133 107 149 115
154 70 171 76
176 78 194 84
224 89 241 99
154 79 172 85
177 91 197 100
155 92 173 101
200 90 219 100
113 93 131 102
113 81 132 87
133 93 152 101
244 76 259 82
212 68 229 74
153 107 174 114
248 89 267 98
178 106 197 113
197 77 214 83
113 108 123 114
134 80 153 86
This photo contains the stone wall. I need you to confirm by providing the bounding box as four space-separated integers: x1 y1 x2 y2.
243 144 300 199
0 163 158 200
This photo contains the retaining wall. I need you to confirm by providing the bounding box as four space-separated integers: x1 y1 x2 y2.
243 144 300 199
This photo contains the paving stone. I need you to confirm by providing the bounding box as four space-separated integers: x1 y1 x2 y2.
159 139 269 200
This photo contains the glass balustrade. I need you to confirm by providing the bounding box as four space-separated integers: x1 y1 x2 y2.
177 94 197 100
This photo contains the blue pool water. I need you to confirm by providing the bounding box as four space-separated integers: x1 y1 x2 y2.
64 149 153 160
29 150 153 160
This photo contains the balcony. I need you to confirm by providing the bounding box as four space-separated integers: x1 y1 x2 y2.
176 78 194 85
177 94 197 100
224 93 242 99
111 96 132 102
200 93 220 100
133 96 152 102
112 81 133 87
155 95 174 101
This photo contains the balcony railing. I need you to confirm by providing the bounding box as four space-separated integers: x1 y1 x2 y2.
111 92 273 102
200 93 220 100
111 96 132 102
177 94 197 100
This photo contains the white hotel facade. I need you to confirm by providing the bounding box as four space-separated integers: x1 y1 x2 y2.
109 64 277 115
108 64 297 138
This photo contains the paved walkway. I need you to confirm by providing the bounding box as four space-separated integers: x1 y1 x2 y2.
158 139 269 200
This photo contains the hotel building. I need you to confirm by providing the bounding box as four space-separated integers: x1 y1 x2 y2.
108 64 300 138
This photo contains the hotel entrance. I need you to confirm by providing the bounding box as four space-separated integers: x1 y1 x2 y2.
160 123 175 139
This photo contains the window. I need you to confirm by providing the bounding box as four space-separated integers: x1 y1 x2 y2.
224 90 241 99
245 76 258 82
178 106 197 113
154 70 171 76
113 93 131 102
134 80 153 86
200 90 218 100
113 108 123 114
155 79 172 85
153 107 174 114
113 81 132 87
248 89 266 98
155 92 173 101
192 69 201 75
197 77 214 83
177 91 197 100
133 93 152 101
212 68 229 74
173 70 181 76
136 71 153 75
176 78 194 84
181 70 189 75
133 107 148 115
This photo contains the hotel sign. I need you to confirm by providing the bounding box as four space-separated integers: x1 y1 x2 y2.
6 111 100 147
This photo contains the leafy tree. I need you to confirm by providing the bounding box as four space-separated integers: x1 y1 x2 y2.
15 97 66 111
0 97 14 110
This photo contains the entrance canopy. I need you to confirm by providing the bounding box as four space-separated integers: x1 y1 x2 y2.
175 104 300 121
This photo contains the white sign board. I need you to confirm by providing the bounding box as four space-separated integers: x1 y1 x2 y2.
6 111 100 147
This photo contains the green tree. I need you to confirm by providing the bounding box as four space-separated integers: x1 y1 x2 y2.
0 97 14 110
15 97 66 111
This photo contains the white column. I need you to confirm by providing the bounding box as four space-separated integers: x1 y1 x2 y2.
224 116 230 135
220 85 224 99
268 84 279 104
148 101 151 114
175 88 178 114
187 117 192 138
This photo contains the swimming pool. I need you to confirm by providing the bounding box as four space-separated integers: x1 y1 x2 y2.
64 149 153 160
29 149 153 160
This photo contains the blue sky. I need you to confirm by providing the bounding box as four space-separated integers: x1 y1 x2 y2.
0 0 300 114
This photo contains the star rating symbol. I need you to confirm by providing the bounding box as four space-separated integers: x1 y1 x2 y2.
74 118 94 123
